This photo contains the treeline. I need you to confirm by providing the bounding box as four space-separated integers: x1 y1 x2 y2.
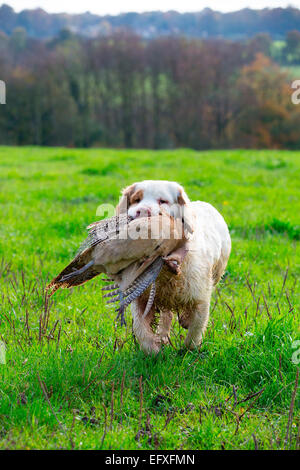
2 4 300 40
0 31 299 149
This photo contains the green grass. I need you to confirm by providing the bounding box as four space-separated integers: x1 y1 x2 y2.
0 147 299 450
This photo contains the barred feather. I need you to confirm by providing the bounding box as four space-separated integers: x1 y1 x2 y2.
142 282 156 318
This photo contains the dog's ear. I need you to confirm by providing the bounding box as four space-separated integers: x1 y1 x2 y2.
177 187 190 206
177 187 194 236
116 184 136 215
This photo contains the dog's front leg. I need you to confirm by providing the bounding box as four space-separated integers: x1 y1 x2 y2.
157 310 173 344
184 301 210 350
131 298 161 355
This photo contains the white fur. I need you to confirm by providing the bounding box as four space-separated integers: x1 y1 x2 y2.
127 180 190 220
118 181 231 354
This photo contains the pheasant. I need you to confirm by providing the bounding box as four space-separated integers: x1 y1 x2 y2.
46 213 188 325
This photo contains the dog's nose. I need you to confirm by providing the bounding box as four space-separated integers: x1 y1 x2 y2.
136 208 151 218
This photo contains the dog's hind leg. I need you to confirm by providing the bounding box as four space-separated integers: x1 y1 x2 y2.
178 309 191 330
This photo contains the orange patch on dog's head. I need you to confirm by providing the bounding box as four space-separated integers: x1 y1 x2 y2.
129 189 144 206
116 184 137 214
177 188 188 205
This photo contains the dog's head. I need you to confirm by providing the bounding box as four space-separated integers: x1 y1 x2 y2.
116 180 193 233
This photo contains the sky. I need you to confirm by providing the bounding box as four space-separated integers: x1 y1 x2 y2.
6 1 300 15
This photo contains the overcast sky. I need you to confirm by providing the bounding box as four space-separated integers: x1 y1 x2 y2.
6 1 300 15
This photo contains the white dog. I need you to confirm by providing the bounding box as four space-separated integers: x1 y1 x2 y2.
116 180 231 354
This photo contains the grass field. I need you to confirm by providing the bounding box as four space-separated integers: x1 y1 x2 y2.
0 147 299 450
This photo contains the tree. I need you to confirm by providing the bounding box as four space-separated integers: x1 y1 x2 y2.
285 30 300 63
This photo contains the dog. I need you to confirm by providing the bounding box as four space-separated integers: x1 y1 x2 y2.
116 180 231 354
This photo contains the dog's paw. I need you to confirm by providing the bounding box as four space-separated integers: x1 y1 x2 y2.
159 334 169 345
141 336 162 355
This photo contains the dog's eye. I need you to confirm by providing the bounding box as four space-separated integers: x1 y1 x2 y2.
159 199 169 205
131 197 140 205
